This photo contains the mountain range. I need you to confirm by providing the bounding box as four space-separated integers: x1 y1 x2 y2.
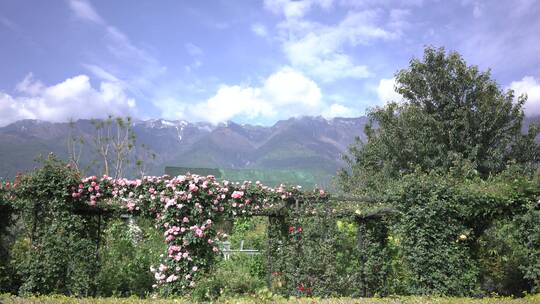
0 116 370 184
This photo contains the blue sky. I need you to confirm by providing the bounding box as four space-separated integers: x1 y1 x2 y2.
1 0 540 126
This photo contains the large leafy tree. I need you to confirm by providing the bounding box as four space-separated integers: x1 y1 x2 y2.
340 47 540 192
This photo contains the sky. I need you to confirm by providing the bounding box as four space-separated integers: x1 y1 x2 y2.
1 0 540 126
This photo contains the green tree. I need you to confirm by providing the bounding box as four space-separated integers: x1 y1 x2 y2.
340 47 540 193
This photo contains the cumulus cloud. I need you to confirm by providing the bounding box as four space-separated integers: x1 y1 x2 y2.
376 77 402 104
159 67 326 124
0 74 136 126
509 76 540 115
323 103 358 118
275 9 396 82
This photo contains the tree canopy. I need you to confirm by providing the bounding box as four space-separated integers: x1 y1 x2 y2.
340 47 540 193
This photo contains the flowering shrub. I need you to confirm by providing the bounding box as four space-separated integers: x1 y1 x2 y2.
71 173 327 294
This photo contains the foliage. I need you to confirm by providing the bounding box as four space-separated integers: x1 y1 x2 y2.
0 180 16 292
390 172 481 295
339 47 540 193
9 155 100 296
273 214 345 297
229 217 267 250
512 202 540 292
191 255 266 301
265 208 392 298
477 220 532 296
95 218 165 297
1 151 539 298
385 168 540 296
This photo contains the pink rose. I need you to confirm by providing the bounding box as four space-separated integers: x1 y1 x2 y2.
231 191 244 199
159 264 168 272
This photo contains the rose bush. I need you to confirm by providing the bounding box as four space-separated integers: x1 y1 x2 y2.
71 173 327 294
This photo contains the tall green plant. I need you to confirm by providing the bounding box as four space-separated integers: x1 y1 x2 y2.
11 155 100 296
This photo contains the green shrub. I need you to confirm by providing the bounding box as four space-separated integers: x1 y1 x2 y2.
477 220 532 296
95 218 164 297
11 156 99 296
191 255 266 301
513 203 540 293
392 173 481 296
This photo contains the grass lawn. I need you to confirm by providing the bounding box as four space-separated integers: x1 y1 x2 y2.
1 294 540 304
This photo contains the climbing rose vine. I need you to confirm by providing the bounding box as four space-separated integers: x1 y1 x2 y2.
72 174 327 293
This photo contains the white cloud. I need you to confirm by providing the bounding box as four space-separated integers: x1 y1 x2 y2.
160 67 324 124
185 43 203 56
82 64 121 83
0 74 136 126
323 103 358 118
68 0 164 88
15 73 45 96
376 77 402 104
509 76 540 116
188 86 274 124
264 0 334 20
251 23 268 37
262 67 322 108
68 0 104 25
278 10 396 82
104 26 158 67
